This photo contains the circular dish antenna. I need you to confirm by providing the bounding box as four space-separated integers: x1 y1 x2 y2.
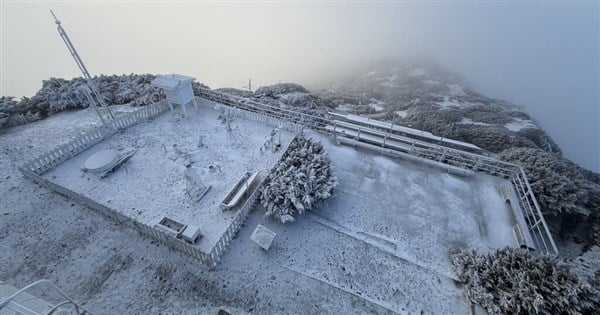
84 149 119 172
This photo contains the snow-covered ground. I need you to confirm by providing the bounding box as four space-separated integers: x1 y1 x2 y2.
437 96 465 109
1 104 517 313
458 117 491 126
368 99 385 111
504 118 538 132
395 110 409 118
335 104 355 112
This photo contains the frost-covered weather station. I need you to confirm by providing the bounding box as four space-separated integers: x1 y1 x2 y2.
151 74 198 116
2 9 570 315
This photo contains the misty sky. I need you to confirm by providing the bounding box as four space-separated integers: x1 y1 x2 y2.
1 1 598 171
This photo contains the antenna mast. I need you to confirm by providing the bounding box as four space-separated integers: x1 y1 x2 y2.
50 10 114 121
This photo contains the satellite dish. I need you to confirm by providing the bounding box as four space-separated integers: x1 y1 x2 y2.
84 149 120 173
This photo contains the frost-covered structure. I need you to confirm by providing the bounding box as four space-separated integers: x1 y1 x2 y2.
259 136 338 223
151 74 198 116
451 248 600 315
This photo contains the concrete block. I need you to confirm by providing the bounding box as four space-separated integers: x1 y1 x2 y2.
250 224 276 251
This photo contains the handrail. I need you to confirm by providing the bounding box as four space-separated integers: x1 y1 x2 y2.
0 279 89 314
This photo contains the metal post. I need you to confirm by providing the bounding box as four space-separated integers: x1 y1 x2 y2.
50 10 114 121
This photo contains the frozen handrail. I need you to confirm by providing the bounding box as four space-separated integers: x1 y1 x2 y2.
0 279 90 314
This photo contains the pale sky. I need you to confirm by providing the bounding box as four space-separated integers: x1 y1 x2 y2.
1 1 599 171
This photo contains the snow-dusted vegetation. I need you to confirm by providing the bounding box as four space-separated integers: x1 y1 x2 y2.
0 75 161 127
253 83 334 118
452 248 600 315
0 74 214 127
259 136 338 223
500 147 600 247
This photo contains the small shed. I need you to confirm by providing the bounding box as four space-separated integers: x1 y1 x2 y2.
151 74 198 116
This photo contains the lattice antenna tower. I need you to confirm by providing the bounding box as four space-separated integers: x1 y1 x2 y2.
50 10 114 122
242 78 253 92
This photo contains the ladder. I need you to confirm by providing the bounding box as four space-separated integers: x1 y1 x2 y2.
50 10 114 123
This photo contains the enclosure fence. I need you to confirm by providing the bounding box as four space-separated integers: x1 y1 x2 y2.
18 98 305 268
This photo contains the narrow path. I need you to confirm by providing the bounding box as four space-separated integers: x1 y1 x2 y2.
282 264 408 314
305 211 459 281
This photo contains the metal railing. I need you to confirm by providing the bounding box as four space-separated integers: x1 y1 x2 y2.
0 279 90 314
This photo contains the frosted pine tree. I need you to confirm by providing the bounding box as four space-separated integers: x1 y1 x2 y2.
259 136 338 223
451 247 599 315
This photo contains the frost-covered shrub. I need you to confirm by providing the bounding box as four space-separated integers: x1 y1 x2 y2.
252 83 330 119
500 148 600 247
406 108 464 139
452 248 600 315
456 125 516 152
517 127 562 154
462 105 513 125
0 74 212 128
259 136 338 223
255 83 308 96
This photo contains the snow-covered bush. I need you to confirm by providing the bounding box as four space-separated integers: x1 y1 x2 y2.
499 147 598 218
254 83 308 96
1 74 211 128
259 136 338 223
452 248 599 315
252 83 331 119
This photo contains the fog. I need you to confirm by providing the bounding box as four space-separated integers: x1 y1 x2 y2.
2 2 598 171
